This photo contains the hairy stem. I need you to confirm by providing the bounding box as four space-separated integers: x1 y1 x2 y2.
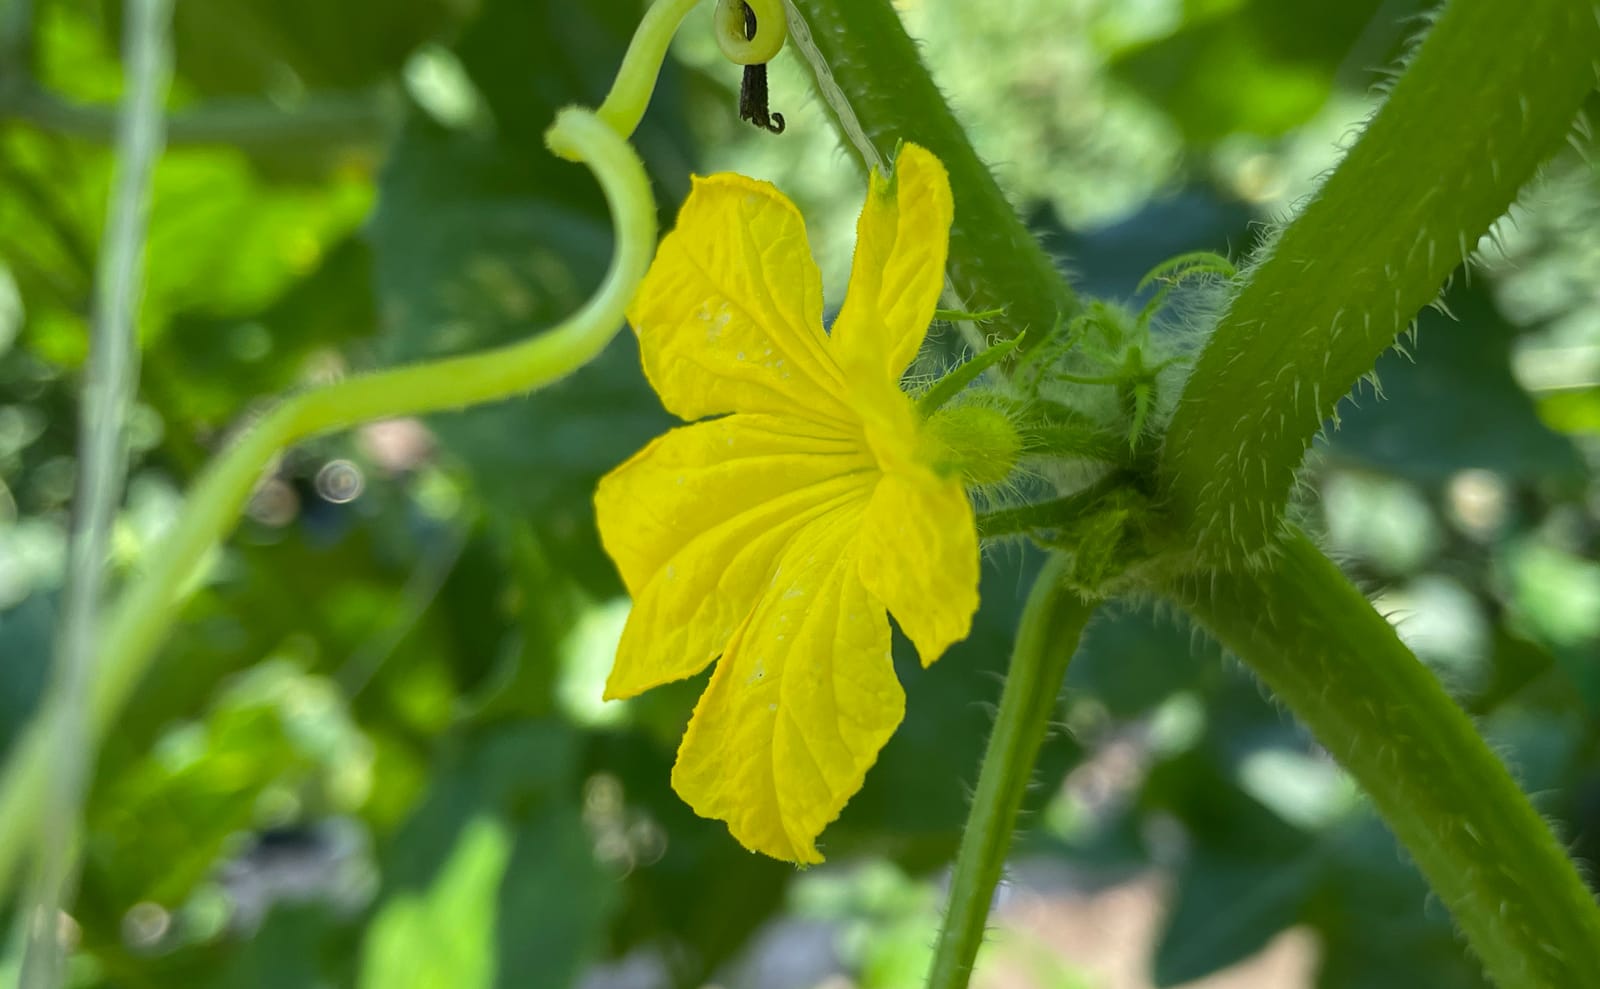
975 475 1127 540
1172 532 1600 988
21 0 171 983
917 335 1021 415
783 0 1078 341
1159 0 1600 566
928 555 1093 989
0 106 657 903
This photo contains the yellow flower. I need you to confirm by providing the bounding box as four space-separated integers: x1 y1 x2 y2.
595 143 979 864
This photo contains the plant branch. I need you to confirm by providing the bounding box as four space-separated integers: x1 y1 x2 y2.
927 554 1094 989
0 83 399 152
1171 531 1600 988
20 1 170 984
1159 0 1600 567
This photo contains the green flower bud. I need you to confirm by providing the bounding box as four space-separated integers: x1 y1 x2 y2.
923 402 1022 487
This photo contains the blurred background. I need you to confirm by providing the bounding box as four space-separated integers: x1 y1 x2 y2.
2 0 1599 986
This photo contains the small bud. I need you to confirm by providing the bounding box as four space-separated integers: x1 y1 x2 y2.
923 402 1022 487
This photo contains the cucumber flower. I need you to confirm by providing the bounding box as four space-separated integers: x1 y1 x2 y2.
596 144 980 863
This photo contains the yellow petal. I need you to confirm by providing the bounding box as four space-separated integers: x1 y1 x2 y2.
856 467 979 666
829 144 954 382
671 511 902 863
596 415 875 699
629 174 853 425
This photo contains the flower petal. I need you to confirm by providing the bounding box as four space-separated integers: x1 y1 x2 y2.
596 415 875 699
829 144 954 382
630 173 853 424
856 467 979 666
671 511 901 863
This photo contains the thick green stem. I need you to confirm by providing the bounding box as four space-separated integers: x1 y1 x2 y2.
1160 0 1600 566
927 555 1094 989
784 0 1078 341
1172 532 1600 988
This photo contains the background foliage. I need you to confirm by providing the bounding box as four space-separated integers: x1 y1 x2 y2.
2 0 1598 986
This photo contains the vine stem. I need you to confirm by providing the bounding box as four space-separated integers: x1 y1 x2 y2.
20 0 171 983
1159 0 1600 566
927 555 1094 989
1173 532 1600 988
0 107 657 903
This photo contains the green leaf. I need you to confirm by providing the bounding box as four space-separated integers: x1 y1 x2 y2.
201 904 350 989
82 662 368 917
591 731 793 983
1500 539 1600 715
1112 0 1420 142
1146 752 1319 985
165 0 458 95
0 595 53 759
147 237 379 434
1155 849 1321 986
1325 281 1580 483
361 815 512 989
1069 603 1216 718
1536 386 1600 436
366 722 612 989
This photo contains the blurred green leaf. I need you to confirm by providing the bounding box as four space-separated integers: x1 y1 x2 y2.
1536 387 1600 436
361 815 511 989
201 904 351 989
162 0 457 95
144 235 378 436
0 594 52 758
1070 603 1218 718
365 722 612 989
1326 281 1582 483
1155 846 1321 987
1501 539 1600 714
1147 751 1316 985
82 662 368 919
588 731 793 983
142 150 374 333
1111 0 1417 142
